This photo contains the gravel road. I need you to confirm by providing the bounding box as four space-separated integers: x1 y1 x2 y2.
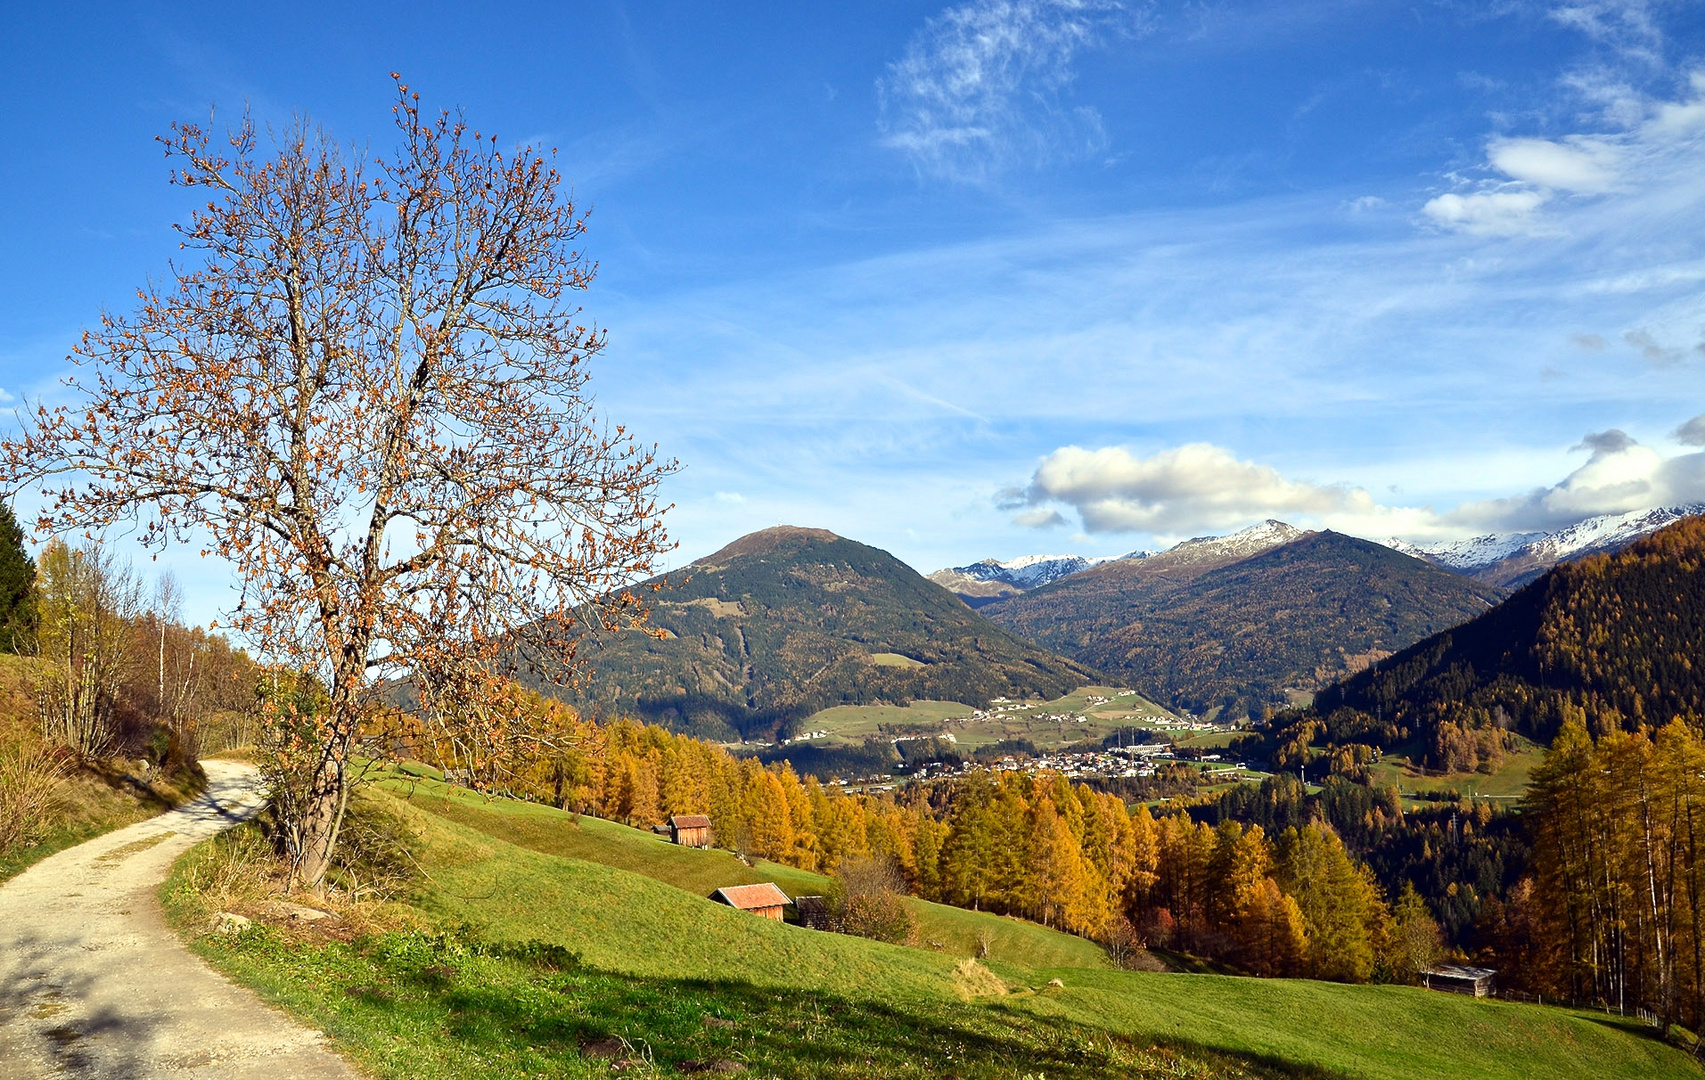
0 760 362 1078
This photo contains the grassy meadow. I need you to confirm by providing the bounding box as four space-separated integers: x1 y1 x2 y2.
1364 739 1546 804
161 772 1702 1080
794 684 1191 756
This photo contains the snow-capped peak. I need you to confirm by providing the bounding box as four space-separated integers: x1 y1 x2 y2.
1390 531 1546 572
1164 519 1305 564
1379 505 1705 576
937 520 1306 592
948 553 1093 589
1526 505 1705 562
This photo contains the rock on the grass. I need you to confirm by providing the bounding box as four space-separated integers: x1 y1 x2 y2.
211 912 252 935
277 901 332 922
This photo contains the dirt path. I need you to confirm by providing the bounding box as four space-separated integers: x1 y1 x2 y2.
0 760 362 1078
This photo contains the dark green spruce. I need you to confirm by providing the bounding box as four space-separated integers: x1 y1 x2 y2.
0 502 36 653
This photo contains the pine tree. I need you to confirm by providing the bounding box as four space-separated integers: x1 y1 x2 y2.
0 501 35 653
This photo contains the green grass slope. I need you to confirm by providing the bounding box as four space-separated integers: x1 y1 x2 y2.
168 780 1700 1080
385 773 1109 971
554 526 1098 742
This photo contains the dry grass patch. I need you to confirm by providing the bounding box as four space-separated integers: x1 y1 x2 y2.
951 958 1008 1000
168 820 428 948
0 738 70 851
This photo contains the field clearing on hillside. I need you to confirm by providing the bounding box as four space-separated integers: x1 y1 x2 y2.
1172 729 1240 749
1366 740 1545 802
870 652 926 668
786 699 972 744
795 685 1187 754
165 782 1701 1080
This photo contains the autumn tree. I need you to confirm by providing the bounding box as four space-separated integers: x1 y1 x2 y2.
34 540 143 756
1 80 674 889
1385 882 1443 983
1276 823 1386 982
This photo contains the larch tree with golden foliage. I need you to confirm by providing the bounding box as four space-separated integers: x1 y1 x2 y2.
1 79 674 890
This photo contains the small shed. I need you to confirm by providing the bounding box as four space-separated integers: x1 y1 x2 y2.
710 882 791 920
792 894 830 930
669 814 713 849
1423 965 1496 997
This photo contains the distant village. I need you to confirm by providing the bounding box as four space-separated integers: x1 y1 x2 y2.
782 692 1258 793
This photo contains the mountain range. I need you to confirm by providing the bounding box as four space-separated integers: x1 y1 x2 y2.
1380 504 1705 588
558 506 1702 740
935 506 1705 606
978 527 1502 720
927 553 1105 607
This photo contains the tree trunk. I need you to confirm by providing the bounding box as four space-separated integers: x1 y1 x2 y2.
291 746 348 892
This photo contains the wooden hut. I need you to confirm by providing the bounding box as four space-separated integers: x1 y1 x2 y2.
710 883 791 920
668 814 713 849
1422 965 1496 997
792 894 830 930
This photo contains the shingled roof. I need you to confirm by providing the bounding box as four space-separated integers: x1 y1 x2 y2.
711 883 791 910
670 814 712 829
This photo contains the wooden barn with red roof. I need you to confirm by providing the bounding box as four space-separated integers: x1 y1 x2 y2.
710 882 791 920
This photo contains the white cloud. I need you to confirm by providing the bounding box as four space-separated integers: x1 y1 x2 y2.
1012 443 1360 534
1011 431 1705 541
1488 136 1619 193
1010 507 1067 528
1424 29 1705 239
1422 189 1552 236
877 0 1136 180
1651 70 1705 133
1447 427 1704 530
1548 1 1664 62
713 491 747 504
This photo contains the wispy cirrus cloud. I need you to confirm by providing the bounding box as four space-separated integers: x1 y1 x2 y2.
1422 5 1705 242
877 0 1142 181
1548 0 1665 62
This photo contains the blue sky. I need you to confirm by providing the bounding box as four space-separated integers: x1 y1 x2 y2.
3 1 1704 623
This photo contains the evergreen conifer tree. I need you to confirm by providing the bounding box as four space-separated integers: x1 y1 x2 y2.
0 501 36 653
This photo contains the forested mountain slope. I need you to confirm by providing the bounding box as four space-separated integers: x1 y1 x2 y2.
988 530 1504 720
1301 514 1705 768
557 527 1096 741
975 520 1303 645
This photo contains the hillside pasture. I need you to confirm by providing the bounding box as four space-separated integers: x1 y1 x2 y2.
1365 739 1545 803
166 780 1703 1080
382 772 1111 971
